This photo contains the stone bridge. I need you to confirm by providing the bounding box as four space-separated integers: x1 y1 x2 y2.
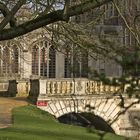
29 78 140 139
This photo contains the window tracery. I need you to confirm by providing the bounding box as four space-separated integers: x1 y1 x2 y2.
32 40 56 78
0 42 20 77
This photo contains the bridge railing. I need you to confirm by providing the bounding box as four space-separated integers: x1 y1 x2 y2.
38 78 120 96
29 78 121 101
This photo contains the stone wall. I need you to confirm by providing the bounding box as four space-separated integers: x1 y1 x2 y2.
16 80 29 97
0 80 29 97
0 80 17 97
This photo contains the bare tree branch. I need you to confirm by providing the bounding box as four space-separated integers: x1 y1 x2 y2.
113 0 140 45
0 2 16 28
0 0 112 41
0 0 26 31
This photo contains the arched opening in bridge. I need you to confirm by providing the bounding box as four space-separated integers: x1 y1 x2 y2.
58 112 115 133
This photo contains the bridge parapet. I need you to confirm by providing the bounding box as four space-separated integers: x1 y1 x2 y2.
29 78 120 101
45 78 120 96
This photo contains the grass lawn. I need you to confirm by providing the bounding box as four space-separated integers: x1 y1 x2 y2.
0 105 133 140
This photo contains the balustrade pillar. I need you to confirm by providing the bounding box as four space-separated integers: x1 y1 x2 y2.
66 81 71 94
46 81 51 95
61 81 67 95
51 82 56 95
94 81 98 93
39 80 47 95
56 81 61 94
90 81 94 94
100 82 104 93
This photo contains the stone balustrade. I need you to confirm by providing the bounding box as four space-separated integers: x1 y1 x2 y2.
45 78 120 96
29 78 120 100
0 80 17 97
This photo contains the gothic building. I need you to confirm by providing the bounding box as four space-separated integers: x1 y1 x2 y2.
0 0 139 80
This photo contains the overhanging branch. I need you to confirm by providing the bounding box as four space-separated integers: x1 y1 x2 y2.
0 10 64 40
0 0 26 31
0 0 112 41
0 2 16 28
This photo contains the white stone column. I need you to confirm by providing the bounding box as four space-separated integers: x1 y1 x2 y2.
38 47 41 76
39 79 47 95
56 51 65 78
0 47 3 75
21 50 32 79
46 45 50 78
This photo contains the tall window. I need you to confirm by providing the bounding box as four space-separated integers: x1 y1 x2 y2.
3 46 10 75
64 48 88 78
11 45 19 74
32 41 56 78
81 50 88 77
64 52 71 78
40 47 47 76
104 3 118 25
49 46 56 78
32 46 39 75
0 44 19 77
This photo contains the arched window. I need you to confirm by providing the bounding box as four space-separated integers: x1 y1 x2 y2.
40 47 47 77
49 46 56 78
3 46 10 75
32 46 39 75
0 43 20 77
11 45 19 74
64 51 71 78
64 47 88 78
32 40 56 78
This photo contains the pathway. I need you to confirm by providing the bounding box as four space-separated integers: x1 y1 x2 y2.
0 97 28 128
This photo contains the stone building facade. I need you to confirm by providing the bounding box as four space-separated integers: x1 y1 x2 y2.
0 0 140 80
0 28 122 80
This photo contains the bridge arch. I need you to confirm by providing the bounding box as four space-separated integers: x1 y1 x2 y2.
35 79 140 138
42 97 122 134
58 112 115 133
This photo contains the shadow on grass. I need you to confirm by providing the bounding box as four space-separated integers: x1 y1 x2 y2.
87 126 133 140
1 126 98 140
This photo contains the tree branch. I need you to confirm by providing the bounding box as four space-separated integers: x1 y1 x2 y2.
67 0 112 17
0 0 26 31
113 1 140 45
63 0 70 22
0 2 16 28
0 0 112 41
0 10 64 40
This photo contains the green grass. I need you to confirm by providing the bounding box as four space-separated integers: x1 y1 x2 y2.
0 105 133 140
